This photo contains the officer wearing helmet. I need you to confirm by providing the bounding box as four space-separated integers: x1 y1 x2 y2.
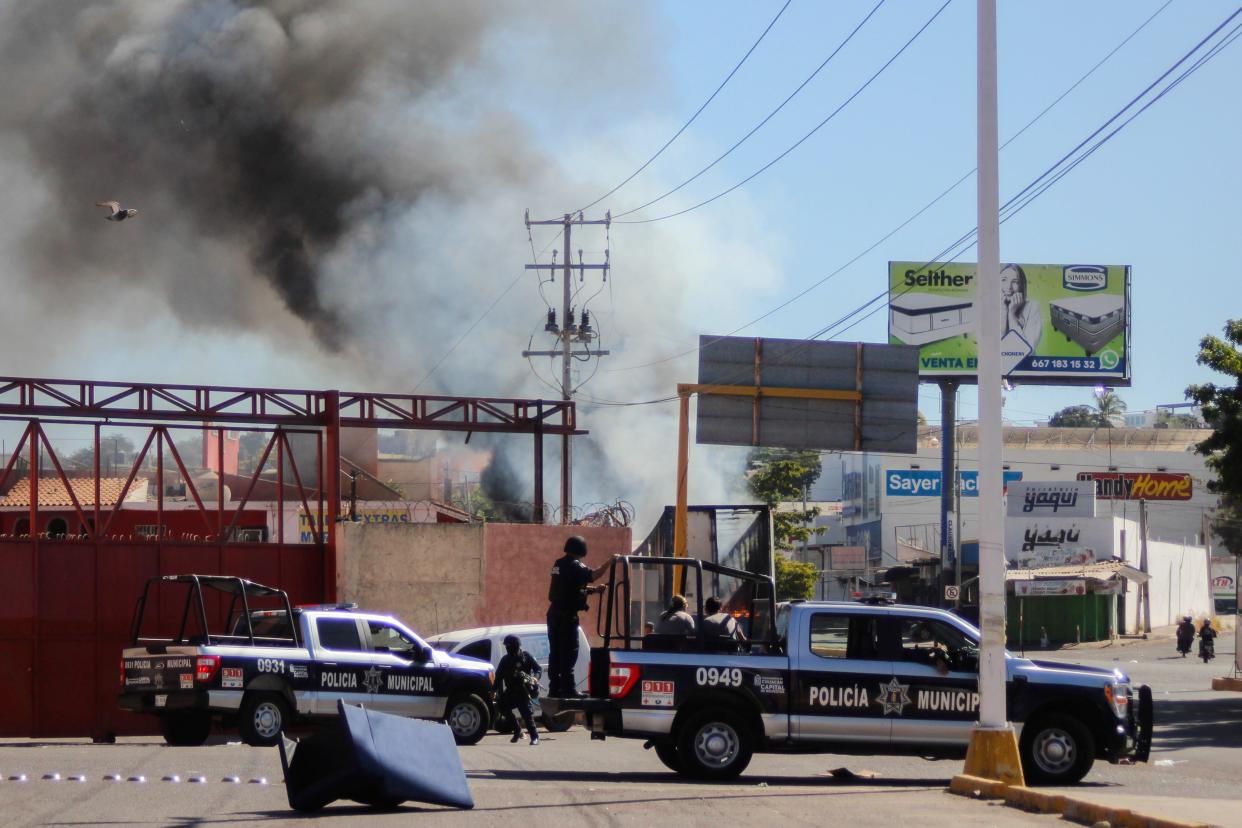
494 634 543 744
547 535 611 697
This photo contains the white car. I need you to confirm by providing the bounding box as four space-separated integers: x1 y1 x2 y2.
425 623 589 732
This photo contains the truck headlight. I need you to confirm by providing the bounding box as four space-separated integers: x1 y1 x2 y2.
1104 682 1129 718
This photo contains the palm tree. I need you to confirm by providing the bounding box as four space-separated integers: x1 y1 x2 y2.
1094 388 1127 427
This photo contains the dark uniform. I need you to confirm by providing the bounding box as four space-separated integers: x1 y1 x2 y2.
547 537 594 697
494 637 542 743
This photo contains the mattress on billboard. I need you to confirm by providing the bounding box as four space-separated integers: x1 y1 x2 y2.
888 261 1130 385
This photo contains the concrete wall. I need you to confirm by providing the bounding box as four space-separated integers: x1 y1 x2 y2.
1113 520 1213 629
337 521 486 636
336 521 631 638
478 524 631 630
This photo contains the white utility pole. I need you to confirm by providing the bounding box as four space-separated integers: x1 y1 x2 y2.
962 0 1023 785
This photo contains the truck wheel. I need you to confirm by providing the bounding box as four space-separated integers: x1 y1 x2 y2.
239 692 290 748
446 694 490 746
676 708 753 780
1020 713 1095 785
654 743 683 773
160 712 211 747
540 713 573 733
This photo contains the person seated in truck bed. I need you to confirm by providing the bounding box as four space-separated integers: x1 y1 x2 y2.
700 596 746 642
654 594 695 635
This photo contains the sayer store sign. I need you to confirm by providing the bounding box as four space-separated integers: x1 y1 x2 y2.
886 469 1023 497
1076 471 1192 501
888 261 1130 385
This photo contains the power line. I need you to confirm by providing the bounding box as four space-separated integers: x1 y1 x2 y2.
614 0 952 225
605 0 1177 374
576 0 793 214
612 0 885 220
588 5 1242 408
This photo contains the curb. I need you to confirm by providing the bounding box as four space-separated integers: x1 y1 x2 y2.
1210 676 1242 692
949 774 1213 828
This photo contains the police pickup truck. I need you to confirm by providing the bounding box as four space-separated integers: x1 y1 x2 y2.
119 575 494 748
556 556 1152 785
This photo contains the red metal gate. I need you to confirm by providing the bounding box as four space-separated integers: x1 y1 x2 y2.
0 376 577 738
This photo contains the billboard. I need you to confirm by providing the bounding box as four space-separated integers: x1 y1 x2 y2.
696 336 919 453
1075 471 1192 501
1007 481 1095 519
885 469 1023 497
1005 517 1114 568
888 261 1130 385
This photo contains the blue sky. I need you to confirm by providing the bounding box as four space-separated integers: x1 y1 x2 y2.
561 0 1241 425
0 1 1238 519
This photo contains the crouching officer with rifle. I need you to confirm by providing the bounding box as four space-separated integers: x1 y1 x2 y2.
494 634 543 745
546 535 611 698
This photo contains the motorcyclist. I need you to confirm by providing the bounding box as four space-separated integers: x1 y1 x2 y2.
1176 615 1196 657
1198 618 1217 663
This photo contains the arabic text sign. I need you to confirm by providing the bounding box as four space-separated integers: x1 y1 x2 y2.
1006 481 1095 518
1075 471 1192 501
888 261 1130 385
885 469 1023 497
1014 579 1087 597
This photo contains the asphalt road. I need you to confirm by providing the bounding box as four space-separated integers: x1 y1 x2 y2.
1 628 1233 827
0 730 1058 827
1027 626 1241 826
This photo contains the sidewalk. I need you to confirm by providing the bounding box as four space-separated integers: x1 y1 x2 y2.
950 775 1233 828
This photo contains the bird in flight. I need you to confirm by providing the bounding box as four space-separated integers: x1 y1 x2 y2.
96 201 138 221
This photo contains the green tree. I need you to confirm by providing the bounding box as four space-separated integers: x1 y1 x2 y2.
1187 319 1242 554
1048 405 1098 428
64 432 136 473
774 553 817 601
1093 388 1127 426
745 448 823 551
1154 409 1200 429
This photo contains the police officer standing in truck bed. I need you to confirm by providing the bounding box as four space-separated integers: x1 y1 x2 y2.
547 536 611 697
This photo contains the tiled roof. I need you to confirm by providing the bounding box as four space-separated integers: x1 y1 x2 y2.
0 477 147 508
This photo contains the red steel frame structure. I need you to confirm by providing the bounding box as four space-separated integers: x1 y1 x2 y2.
0 375 579 738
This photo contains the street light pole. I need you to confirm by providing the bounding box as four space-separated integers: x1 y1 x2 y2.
962 0 1025 785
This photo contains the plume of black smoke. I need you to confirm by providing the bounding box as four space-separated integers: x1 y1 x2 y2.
0 1 518 351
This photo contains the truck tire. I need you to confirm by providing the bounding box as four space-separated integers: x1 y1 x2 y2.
676 708 753 780
160 712 211 747
239 692 290 748
540 713 573 733
446 694 490 746
654 743 684 773
1019 713 1095 785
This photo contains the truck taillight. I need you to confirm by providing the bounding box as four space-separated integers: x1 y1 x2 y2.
119 658 126 687
195 656 221 683
609 664 640 698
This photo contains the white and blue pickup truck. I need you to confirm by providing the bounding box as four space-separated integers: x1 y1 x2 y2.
554 556 1153 785
119 575 495 748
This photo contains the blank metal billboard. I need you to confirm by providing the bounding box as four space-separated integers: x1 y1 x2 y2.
695 336 919 454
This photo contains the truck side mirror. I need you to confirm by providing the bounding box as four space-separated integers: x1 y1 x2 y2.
421 646 434 663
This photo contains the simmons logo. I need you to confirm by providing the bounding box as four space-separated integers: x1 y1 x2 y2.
1063 265 1107 291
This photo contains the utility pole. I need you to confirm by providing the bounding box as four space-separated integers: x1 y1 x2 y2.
1139 498 1151 634
523 211 611 523
964 0 1025 785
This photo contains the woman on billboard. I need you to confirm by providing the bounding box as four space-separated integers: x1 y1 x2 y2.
1001 263 1043 354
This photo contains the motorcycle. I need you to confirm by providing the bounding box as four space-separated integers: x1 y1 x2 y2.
1176 629 1194 658
1199 637 1216 663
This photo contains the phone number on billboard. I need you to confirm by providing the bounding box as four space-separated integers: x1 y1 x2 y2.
1025 358 1099 371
